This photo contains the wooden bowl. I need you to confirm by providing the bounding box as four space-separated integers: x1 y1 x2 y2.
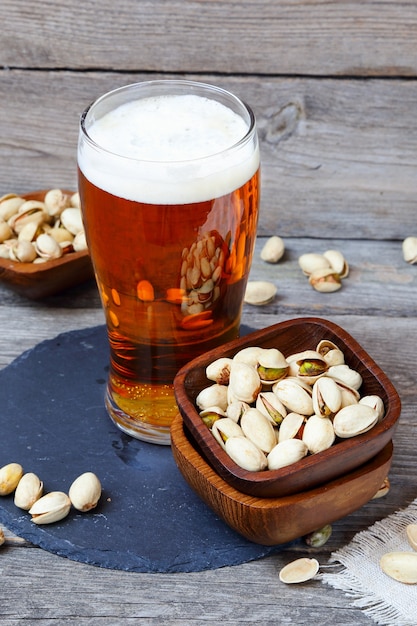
0 190 93 299
173 317 401 498
171 414 393 545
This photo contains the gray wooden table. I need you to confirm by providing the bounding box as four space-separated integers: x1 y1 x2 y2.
1 2 417 624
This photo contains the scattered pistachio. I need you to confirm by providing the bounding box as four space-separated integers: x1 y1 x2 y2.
244 280 277 305
308 267 342 293
371 476 390 499
304 524 333 547
402 236 417 264
299 249 349 292
14 472 43 510
0 463 24 496
380 551 417 584
68 472 102 512
260 235 285 263
0 528 5 547
29 491 72 525
406 523 417 551
279 557 320 584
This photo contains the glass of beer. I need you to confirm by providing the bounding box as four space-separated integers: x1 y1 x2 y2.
77 80 260 444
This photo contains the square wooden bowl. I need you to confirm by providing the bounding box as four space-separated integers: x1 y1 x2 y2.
0 190 93 299
171 414 393 545
173 317 401 498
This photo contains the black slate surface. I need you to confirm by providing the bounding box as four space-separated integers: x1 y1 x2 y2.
0 324 293 573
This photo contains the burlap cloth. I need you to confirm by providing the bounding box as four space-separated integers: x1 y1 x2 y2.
322 498 417 625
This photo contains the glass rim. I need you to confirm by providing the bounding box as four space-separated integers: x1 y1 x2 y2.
79 79 257 165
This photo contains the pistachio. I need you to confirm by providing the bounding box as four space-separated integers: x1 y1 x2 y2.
278 412 305 442
359 395 385 422
0 219 13 243
212 417 243 449
29 491 71 524
304 524 332 547
402 236 417 264
302 415 335 454
0 528 4 546
206 357 233 385
406 524 417 551
9 240 37 263
72 230 88 252
255 391 287 426
298 253 330 276
60 207 84 235
240 408 277 454
244 280 277 306
380 552 417 584
229 361 262 404
371 477 390 499
44 189 72 217
224 436 268 472
14 472 43 510
69 472 102 512
323 249 349 278
0 463 24 496
333 404 378 438
309 267 342 293
260 235 285 263
267 438 308 470
273 378 314 415
199 406 226 428
279 557 320 584
196 383 229 412
35 233 64 260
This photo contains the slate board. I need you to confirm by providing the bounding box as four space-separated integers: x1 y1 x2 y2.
0 324 294 573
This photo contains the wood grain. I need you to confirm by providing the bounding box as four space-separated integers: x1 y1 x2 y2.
0 0 416 623
1 72 417 239
1 1 417 76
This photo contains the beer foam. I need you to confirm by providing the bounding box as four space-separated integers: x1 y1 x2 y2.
79 94 259 204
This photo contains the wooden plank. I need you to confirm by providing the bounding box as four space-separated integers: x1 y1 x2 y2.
1 71 416 239
1 1 417 76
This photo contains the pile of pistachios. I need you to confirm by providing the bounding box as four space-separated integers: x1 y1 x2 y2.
0 462 101 525
196 338 385 473
0 189 87 264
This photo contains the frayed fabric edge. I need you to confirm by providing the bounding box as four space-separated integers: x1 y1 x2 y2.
322 569 416 626
321 498 417 626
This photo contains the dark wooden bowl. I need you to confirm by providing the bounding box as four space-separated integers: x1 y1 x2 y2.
0 190 93 299
173 317 401 498
171 413 393 545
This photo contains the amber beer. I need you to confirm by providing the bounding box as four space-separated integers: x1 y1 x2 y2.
78 81 260 444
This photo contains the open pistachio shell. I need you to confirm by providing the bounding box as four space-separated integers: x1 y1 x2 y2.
244 280 277 306
279 557 320 584
406 524 417 551
380 552 417 584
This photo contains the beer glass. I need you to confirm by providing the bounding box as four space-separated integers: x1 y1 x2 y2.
77 80 260 444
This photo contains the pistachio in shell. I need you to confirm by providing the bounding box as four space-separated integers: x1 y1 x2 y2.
69 472 102 512
14 472 43 510
0 463 24 496
29 491 71 524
